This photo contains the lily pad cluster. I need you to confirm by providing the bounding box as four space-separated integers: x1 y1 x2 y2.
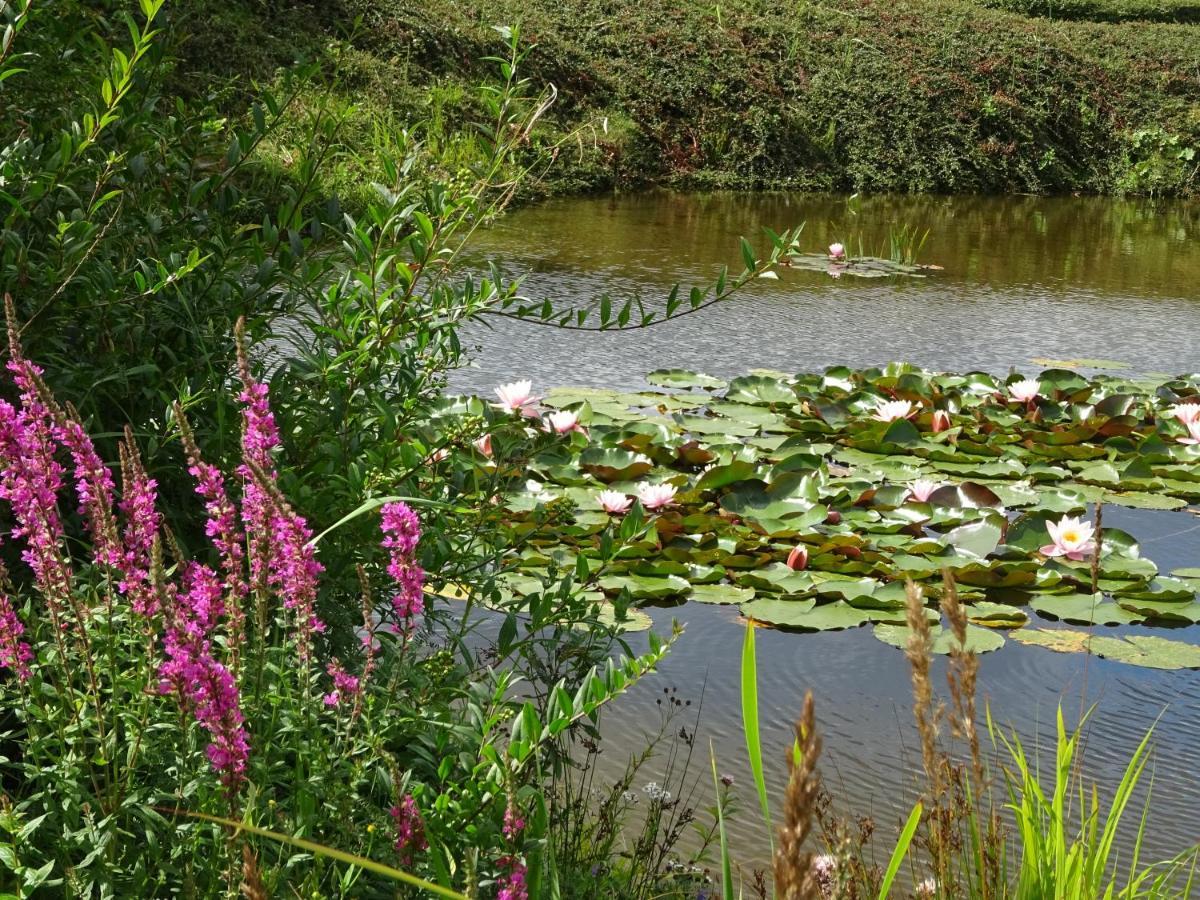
462 364 1200 669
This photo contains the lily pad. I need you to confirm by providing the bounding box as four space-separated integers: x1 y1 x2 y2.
1011 629 1200 670
873 623 1006 654
646 369 727 390
690 583 756 605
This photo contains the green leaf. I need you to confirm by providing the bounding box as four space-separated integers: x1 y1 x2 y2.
879 802 923 900
690 583 755 605
645 369 726 390
873 623 1006 654
740 625 773 851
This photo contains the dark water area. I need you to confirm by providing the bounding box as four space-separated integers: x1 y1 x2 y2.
450 192 1200 871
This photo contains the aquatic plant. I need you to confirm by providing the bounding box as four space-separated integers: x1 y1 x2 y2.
448 363 1200 669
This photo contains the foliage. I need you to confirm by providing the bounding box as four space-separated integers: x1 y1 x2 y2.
0 333 681 896
178 0 1200 198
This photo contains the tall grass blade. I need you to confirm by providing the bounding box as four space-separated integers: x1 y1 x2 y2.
740 622 772 848
711 740 735 900
878 801 923 900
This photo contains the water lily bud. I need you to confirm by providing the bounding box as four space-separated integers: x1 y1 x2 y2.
931 409 951 433
786 545 808 571
828 242 846 260
825 510 842 525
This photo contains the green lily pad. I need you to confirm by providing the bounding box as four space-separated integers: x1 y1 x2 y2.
739 596 818 626
744 598 872 631
578 448 654 483
599 574 690 600
1011 629 1200 670
1029 593 1144 625
689 583 756 605
873 623 1006 654
646 369 727 390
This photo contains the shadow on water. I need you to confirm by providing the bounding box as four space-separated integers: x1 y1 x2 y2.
450 192 1200 872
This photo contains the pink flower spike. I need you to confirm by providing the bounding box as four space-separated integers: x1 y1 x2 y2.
493 380 539 416
597 490 632 515
1009 379 1040 403
0 591 33 681
635 483 677 510
786 545 808 571
872 399 914 422
1040 515 1097 561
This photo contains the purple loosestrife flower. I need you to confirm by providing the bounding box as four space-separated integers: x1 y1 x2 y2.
0 399 73 617
380 502 426 634
234 362 325 657
503 804 526 842
158 563 249 791
496 856 529 900
176 406 247 612
322 657 361 707
118 436 161 617
0 590 32 681
390 794 428 864
51 415 121 570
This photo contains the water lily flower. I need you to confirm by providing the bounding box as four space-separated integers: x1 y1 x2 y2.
1177 419 1200 445
931 409 952 433
493 380 539 416
636 483 678 510
597 490 632 515
430 448 449 463
828 242 846 260
1168 402 1200 426
786 545 808 571
907 479 941 503
546 410 584 435
1040 515 1097 561
873 399 914 422
473 434 492 457
1008 379 1041 403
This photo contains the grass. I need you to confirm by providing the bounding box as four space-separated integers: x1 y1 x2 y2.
173 0 1200 199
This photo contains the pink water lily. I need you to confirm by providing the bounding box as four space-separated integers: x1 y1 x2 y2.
828 242 846 260
1177 419 1200 445
907 479 942 503
473 434 493 457
931 409 951 433
873 399 914 422
1040 515 1097 561
1008 379 1041 403
1168 402 1200 426
786 545 808 571
597 490 632 515
636 483 678 510
493 380 539 417
546 410 584 435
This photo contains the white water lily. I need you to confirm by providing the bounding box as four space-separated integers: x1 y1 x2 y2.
872 399 914 422
1168 402 1200 426
597 490 632 515
907 479 942 503
1041 514 1097 561
1008 378 1040 403
635 482 678 510
545 409 584 434
492 379 539 416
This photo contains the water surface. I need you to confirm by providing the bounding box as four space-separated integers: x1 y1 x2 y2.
453 192 1200 873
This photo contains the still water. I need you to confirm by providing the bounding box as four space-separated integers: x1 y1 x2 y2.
454 192 1200 873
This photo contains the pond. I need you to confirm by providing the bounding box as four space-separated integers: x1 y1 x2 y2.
451 192 1200 872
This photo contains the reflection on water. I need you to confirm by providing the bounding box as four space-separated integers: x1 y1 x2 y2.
450 192 1200 869
453 192 1200 394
